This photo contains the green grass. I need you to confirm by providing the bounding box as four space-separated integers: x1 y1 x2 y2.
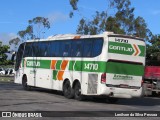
0 76 14 82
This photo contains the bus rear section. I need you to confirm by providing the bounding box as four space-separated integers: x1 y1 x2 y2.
100 35 145 99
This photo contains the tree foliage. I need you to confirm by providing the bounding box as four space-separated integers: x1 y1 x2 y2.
146 35 160 65
69 0 159 65
9 37 20 46
69 0 79 18
18 17 50 40
18 25 34 40
76 0 151 41
0 42 11 65
28 17 50 38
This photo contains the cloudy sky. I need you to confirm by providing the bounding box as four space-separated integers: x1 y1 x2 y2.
0 0 160 46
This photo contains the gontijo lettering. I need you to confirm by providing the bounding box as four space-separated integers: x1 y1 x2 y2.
109 45 133 52
27 61 40 67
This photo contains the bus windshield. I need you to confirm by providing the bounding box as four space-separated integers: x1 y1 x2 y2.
15 43 25 71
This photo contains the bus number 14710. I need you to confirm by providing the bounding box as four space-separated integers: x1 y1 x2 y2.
84 63 98 71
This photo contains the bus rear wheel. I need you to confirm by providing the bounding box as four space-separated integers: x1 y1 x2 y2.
63 81 74 99
22 76 31 91
74 82 84 101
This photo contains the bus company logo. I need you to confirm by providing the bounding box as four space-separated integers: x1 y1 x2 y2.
108 41 144 56
109 44 133 52
113 74 133 80
26 61 40 67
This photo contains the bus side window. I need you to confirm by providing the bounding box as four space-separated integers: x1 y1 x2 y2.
44 42 50 57
46 42 51 57
24 43 32 57
36 42 41 57
38 42 48 57
83 40 93 57
72 40 82 57
61 41 71 57
32 43 36 57
92 39 103 57
50 41 60 57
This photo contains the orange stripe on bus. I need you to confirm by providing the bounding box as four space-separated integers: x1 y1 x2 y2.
74 36 81 39
133 44 139 56
51 60 57 69
57 71 64 80
61 60 68 70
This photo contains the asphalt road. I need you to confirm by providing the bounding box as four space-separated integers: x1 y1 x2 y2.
0 81 160 120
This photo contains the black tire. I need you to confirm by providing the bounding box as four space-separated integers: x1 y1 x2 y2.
22 76 31 91
152 91 158 97
108 97 119 104
63 81 74 99
74 82 84 101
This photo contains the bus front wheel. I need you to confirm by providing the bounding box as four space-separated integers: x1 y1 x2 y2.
63 81 74 99
22 76 31 91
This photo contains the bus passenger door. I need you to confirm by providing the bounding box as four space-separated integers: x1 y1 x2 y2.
25 43 37 87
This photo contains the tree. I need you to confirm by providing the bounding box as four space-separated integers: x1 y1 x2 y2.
69 0 79 18
133 16 152 40
9 37 20 51
146 35 160 65
18 17 50 40
0 42 11 65
18 25 34 41
70 0 152 41
69 0 160 66
28 17 50 39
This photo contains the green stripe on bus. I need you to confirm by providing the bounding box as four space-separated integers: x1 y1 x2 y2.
56 60 62 70
138 45 145 56
25 59 144 76
26 59 51 69
75 61 106 72
40 60 51 69
69 60 76 70
53 70 58 80
70 61 144 76
106 62 144 76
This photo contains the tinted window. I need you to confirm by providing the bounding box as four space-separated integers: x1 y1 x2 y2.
23 38 103 58
82 40 93 57
92 39 103 57
50 41 60 57
24 43 33 57
38 42 49 57
71 40 83 57
60 41 71 57
32 42 40 57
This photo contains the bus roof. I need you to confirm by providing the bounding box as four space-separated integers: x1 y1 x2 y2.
26 31 144 43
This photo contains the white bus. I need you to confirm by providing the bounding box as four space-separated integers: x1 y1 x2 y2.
14 32 145 103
